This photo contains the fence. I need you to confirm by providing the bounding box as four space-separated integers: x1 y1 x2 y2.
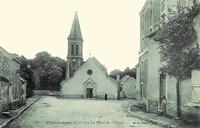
33 90 60 96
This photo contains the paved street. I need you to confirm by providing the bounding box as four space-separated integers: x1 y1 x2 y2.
7 96 161 128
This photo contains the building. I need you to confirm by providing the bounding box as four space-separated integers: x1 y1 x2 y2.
0 47 22 112
61 12 118 99
66 11 84 79
120 75 136 99
137 0 200 121
61 57 118 99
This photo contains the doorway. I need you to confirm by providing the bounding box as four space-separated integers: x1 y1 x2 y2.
86 88 93 98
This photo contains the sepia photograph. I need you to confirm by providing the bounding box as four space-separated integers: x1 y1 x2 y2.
0 0 200 128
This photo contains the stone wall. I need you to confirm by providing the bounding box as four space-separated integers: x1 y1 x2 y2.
0 81 10 112
34 90 60 96
147 99 159 113
0 47 21 110
181 103 200 122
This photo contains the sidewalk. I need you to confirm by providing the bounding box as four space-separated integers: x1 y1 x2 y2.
126 100 200 128
0 96 41 128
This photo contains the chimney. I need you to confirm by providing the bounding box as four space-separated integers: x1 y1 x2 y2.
116 74 120 81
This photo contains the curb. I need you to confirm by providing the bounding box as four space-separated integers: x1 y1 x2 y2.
0 97 41 128
127 103 179 128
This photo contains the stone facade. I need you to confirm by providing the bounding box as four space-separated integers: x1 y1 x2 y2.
138 0 200 121
0 47 22 111
0 81 9 112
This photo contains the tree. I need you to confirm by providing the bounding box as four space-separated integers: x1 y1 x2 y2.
154 1 200 118
109 67 136 79
14 55 38 98
109 69 122 79
31 51 66 91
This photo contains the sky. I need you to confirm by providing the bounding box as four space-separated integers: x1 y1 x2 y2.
0 0 146 73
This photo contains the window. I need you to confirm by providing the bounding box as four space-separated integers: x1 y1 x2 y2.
149 1 153 21
76 44 79 55
149 1 153 32
120 86 123 91
71 45 74 55
16 69 20 73
87 69 93 75
73 59 76 67
141 14 145 37
161 0 165 14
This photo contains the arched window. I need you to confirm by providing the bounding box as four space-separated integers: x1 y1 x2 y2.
71 45 74 55
76 44 79 55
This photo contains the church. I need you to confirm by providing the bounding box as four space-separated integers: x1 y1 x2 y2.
60 12 118 99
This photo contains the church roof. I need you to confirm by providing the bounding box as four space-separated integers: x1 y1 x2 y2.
61 56 109 85
68 11 83 40
91 57 108 75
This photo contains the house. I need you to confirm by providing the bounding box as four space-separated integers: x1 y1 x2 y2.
120 75 136 99
137 0 200 121
61 57 118 99
0 46 22 111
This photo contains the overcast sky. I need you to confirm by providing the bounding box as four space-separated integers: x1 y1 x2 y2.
0 0 146 73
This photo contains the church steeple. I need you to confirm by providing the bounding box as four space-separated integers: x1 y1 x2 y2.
68 11 83 40
66 12 84 79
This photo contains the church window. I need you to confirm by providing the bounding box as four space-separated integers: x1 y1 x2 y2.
71 45 74 55
73 59 76 67
87 69 93 75
76 44 79 55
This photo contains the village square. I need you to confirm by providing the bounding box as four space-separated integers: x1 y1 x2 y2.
1 0 200 128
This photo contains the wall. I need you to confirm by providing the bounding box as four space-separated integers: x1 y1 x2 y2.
136 64 140 100
147 39 160 100
0 81 9 112
0 47 21 110
146 38 161 112
34 90 60 96
122 78 136 99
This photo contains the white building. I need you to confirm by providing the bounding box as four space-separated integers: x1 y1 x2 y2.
120 75 136 99
61 12 118 99
61 57 118 99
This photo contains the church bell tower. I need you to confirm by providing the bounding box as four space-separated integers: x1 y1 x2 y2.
66 12 83 79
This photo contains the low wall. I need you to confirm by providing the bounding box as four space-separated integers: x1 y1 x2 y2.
181 103 200 123
34 90 60 96
62 94 84 98
147 99 159 113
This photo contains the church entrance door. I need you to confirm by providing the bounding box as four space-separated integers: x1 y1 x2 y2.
86 88 93 98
